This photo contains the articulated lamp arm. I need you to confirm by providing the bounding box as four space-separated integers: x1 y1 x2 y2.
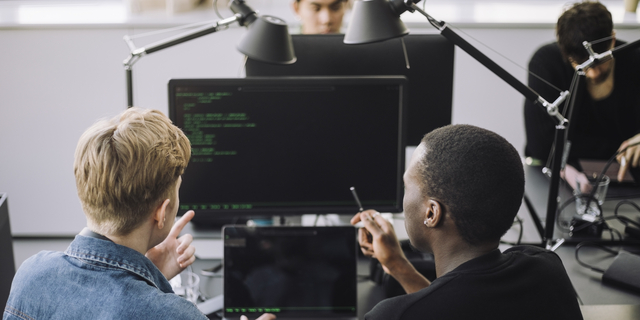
408 3 569 125
121 0 295 107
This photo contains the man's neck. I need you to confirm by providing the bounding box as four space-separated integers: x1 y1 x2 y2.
431 239 498 277
106 233 150 255
89 223 155 255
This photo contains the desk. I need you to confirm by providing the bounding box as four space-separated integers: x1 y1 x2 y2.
185 165 640 318
522 165 640 310
11 169 640 319
523 164 640 243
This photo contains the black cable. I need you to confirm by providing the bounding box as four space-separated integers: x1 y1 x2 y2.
613 199 640 228
555 194 603 233
574 241 619 273
555 142 640 234
591 141 640 188
610 228 623 241
515 216 523 245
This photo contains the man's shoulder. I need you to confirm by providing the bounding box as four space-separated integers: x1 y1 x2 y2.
366 246 581 320
14 250 67 276
4 294 207 320
503 245 562 263
530 42 563 64
534 42 561 53
7 250 207 320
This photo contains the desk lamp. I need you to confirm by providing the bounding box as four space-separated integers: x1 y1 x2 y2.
122 0 296 107
344 0 571 249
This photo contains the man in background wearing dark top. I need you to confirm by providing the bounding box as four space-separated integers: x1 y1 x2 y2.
524 1 640 190
351 124 583 320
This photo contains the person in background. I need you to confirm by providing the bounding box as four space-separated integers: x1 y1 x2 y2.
351 124 583 320
624 0 639 19
292 0 349 34
524 1 640 189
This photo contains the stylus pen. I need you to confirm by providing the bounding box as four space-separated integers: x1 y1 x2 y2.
350 186 364 212
351 187 373 242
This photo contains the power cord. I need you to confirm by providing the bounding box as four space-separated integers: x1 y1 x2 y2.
555 142 640 236
574 241 619 273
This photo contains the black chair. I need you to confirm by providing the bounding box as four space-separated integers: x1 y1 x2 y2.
0 193 16 308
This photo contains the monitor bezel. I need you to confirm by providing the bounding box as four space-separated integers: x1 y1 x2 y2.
168 76 407 224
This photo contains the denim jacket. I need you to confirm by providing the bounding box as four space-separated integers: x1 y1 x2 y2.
3 235 208 320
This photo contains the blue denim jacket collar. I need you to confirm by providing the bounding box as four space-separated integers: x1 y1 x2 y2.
65 234 173 293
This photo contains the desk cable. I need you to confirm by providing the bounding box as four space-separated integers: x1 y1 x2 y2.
555 143 640 236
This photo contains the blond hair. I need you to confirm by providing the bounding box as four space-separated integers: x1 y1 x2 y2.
74 107 191 236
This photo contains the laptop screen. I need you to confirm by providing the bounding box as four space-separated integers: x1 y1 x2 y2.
223 226 357 319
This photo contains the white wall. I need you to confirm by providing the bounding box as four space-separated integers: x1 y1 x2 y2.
1 21 638 235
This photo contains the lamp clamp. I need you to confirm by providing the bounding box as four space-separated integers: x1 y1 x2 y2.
390 0 418 15
230 0 258 26
574 40 613 73
538 91 570 125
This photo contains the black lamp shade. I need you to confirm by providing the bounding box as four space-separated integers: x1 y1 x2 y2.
344 0 409 44
238 15 297 64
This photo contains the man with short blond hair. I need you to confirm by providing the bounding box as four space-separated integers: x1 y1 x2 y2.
4 107 208 319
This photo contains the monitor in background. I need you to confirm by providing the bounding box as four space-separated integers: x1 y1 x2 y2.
168 76 407 225
0 193 15 308
245 34 454 146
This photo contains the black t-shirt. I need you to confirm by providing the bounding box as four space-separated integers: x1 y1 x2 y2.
365 246 583 320
524 41 640 168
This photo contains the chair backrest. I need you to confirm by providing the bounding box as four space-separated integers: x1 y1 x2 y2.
0 193 15 308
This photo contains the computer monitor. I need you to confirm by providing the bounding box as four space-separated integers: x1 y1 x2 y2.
245 34 454 146
168 76 406 225
0 193 15 308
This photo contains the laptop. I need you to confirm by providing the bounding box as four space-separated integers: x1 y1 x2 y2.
222 226 357 320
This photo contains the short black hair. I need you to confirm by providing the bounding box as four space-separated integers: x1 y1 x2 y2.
557 1 613 63
418 124 525 245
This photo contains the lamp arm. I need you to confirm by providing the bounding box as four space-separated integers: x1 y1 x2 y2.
612 37 640 55
123 15 240 69
122 14 240 108
576 37 640 72
409 4 569 125
407 2 574 247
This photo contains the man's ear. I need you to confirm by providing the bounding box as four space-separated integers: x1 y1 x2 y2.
292 0 300 15
610 30 617 49
423 199 443 228
153 199 171 230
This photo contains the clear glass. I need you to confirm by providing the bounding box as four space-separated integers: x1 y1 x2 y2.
574 175 610 217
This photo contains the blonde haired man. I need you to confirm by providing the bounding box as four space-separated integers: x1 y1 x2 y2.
4 108 208 319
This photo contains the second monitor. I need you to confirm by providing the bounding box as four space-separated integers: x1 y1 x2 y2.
246 34 455 146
